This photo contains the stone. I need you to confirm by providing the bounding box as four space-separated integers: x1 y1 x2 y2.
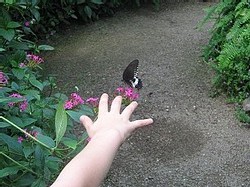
242 97 250 111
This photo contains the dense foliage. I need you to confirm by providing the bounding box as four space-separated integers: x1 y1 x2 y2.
2 0 159 38
0 1 141 186
0 4 94 186
202 0 250 123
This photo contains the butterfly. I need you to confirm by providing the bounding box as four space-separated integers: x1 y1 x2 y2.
122 59 143 89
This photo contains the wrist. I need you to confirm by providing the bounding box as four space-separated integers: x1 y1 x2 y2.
90 129 124 146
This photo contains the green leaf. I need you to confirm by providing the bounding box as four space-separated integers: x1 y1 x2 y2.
0 121 11 128
84 6 92 18
23 26 36 35
80 105 94 116
55 103 67 146
0 166 20 178
8 40 30 50
32 0 39 6
36 134 55 148
30 8 40 22
4 0 15 4
37 45 54 51
31 177 46 187
54 93 68 100
71 14 78 19
0 87 12 94
0 98 10 103
14 173 35 186
21 90 40 100
12 49 27 63
0 133 23 154
61 137 77 149
0 97 23 104
22 118 37 127
12 68 25 80
0 47 5 52
23 145 34 158
90 0 103 4
29 78 44 91
45 156 63 171
0 28 15 41
7 21 21 29
7 116 23 127
11 81 20 90
43 108 55 119
67 106 93 122
66 110 82 123
0 6 11 21
34 145 45 168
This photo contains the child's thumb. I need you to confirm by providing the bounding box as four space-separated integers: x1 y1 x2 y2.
80 115 93 130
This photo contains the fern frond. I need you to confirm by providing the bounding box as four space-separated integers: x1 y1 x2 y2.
198 4 218 29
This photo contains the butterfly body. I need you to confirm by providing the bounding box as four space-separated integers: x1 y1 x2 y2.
122 59 143 89
131 77 142 89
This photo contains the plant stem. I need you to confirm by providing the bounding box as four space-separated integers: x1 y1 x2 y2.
0 152 38 176
0 116 54 151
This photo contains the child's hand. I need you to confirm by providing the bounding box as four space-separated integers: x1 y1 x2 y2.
80 93 153 143
52 93 153 187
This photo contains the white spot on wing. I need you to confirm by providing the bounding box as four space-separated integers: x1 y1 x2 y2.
131 77 139 88
134 66 139 77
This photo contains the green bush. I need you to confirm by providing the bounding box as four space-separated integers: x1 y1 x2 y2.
202 0 250 101
0 2 142 185
0 2 95 186
2 0 159 38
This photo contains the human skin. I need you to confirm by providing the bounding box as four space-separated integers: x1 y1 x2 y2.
51 93 153 187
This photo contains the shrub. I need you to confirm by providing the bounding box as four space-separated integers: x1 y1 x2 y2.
0 2 142 185
201 0 250 101
0 4 95 185
2 0 159 38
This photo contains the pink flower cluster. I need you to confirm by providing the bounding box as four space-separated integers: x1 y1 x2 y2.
19 62 26 68
24 19 35 27
86 97 99 107
24 21 30 27
115 87 139 101
86 97 99 115
0 71 8 86
64 92 84 109
17 136 24 143
8 93 28 112
26 54 44 67
18 129 39 143
27 54 44 64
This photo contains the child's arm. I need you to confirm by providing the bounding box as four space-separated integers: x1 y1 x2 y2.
51 93 153 187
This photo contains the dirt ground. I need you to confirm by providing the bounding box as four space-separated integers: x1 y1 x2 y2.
44 2 250 186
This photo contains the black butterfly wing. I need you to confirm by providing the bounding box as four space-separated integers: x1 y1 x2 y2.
122 59 139 84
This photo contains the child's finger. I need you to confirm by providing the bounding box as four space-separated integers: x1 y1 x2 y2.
80 115 94 131
130 118 153 129
98 93 109 116
110 96 122 114
121 101 138 119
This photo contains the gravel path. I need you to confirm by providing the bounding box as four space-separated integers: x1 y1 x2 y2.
45 2 250 186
